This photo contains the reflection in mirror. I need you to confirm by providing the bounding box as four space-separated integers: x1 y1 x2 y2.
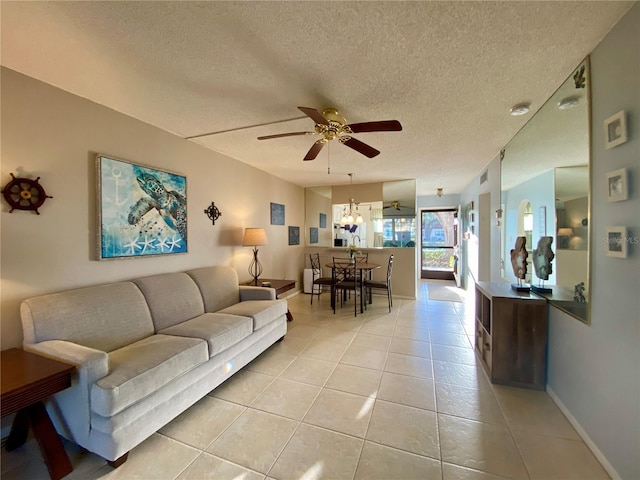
501 58 590 323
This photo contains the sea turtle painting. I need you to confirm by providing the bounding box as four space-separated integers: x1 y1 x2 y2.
128 171 187 241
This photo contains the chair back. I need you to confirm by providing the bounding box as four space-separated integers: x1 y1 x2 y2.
353 253 368 263
332 257 357 284
386 255 394 283
309 253 321 271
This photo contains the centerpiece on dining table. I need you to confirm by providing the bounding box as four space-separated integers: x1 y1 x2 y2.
345 244 361 262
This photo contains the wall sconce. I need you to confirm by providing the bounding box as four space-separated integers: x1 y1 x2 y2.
495 208 503 227
437 188 443 197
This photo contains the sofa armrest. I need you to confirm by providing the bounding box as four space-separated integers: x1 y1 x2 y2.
239 285 276 301
23 341 109 443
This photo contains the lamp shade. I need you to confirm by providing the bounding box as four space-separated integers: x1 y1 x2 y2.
242 228 268 247
558 228 574 237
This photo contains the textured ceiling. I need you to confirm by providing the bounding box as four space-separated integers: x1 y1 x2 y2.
1 1 633 195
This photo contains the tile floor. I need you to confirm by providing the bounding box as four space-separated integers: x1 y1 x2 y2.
1 280 611 480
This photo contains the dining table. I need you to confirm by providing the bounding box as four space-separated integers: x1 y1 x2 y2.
326 261 380 314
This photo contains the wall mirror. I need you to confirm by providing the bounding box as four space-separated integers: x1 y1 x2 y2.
305 179 416 248
501 58 590 324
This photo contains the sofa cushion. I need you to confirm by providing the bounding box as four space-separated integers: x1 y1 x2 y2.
218 300 287 330
20 282 154 352
133 273 205 331
91 334 208 416
186 266 240 312
159 313 253 358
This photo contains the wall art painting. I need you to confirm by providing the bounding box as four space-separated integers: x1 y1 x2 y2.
271 202 285 225
288 226 300 245
97 154 187 259
310 227 319 244
319 213 327 228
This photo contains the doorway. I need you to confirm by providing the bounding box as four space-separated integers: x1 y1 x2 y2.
421 209 457 280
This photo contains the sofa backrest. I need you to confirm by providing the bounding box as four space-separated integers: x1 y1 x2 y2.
133 272 205 331
186 266 240 313
21 282 154 352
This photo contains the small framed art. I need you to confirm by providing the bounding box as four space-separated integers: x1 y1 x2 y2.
310 227 319 244
604 110 627 149
270 202 285 225
605 226 627 258
288 226 300 245
606 168 628 202
319 213 327 229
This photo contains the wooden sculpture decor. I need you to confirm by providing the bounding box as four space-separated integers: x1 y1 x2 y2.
510 236 530 292
1 173 53 214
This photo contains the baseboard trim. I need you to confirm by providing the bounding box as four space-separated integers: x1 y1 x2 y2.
546 386 621 480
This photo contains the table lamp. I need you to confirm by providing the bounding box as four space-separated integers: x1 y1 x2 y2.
243 228 268 285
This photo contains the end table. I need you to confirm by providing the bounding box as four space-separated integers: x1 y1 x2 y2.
1 348 76 480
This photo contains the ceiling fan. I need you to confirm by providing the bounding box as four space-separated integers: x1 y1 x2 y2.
383 200 412 210
257 107 402 161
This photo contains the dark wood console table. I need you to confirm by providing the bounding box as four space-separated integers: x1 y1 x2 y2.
1 348 76 479
242 278 296 322
475 282 548 390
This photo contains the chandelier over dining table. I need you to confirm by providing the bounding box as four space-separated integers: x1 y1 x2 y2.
340 173 363 225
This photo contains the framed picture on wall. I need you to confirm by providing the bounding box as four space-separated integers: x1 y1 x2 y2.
604 110 627 149
96 154 187 260
288 226 300 245
606 168 629 202
319 213 327 228
270 202 285 225
310 227 319 244
605 226 627 258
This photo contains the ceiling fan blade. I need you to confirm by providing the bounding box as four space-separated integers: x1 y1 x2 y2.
298 107 329 125
347 120 402 133
341 137 380 158
257 131 314 140
303 140 326 161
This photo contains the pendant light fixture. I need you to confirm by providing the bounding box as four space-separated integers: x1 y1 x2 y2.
340 173 363 225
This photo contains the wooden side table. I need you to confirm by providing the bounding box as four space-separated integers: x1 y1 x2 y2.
1 348 76 480
242 278 296 322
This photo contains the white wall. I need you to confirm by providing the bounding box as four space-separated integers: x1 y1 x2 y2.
547 4 640 479
1 68 306 350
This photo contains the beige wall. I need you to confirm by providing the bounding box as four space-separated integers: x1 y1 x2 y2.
0 68 305 349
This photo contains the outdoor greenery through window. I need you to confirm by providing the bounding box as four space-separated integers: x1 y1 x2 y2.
381 218 416 247
421 210 457 273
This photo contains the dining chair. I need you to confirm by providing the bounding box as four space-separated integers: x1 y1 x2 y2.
364 254 394 312
332 257 359 316
309 253 333 305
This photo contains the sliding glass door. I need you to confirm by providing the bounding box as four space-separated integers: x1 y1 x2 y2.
421 209 457 280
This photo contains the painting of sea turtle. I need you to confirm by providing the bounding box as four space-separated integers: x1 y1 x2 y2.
128 170 187 241
97 155 187 259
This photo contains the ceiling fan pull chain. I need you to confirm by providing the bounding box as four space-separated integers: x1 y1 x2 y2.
327 142 331 174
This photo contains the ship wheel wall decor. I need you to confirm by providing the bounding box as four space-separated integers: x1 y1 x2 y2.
2 173 53 214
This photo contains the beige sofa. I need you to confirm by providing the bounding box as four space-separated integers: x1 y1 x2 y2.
20 266 287 466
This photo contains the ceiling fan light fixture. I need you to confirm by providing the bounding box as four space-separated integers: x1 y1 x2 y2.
558 95 581 110
510 103 531 116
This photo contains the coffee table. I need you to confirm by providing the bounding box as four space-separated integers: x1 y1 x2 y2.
1 348 76 480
